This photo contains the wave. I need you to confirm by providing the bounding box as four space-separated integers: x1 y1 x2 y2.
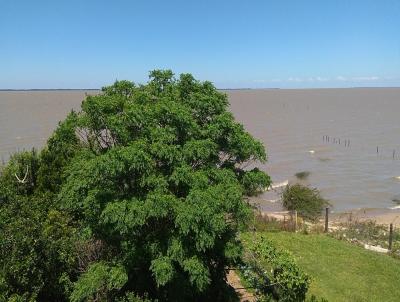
265 198 280 203
389 205 400 210
267 180 289 190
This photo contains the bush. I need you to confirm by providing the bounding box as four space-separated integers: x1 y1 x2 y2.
241 235 310 301
282 184 328 221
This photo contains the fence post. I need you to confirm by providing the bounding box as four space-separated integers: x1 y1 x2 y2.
294 210 298 232
389 223 393 251
324 207 329 233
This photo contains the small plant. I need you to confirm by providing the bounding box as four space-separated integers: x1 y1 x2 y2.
282 184 329 221
252 213 298 233
329 220 400 257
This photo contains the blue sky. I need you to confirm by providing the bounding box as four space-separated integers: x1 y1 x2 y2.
1 0 399 89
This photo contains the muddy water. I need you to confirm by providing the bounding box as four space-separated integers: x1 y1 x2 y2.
0 90 91 159
1 88 400 211
226 88 400 211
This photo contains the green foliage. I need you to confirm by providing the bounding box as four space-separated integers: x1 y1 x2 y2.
116 292 154 302
0 150 40 200
0 70 270 301
282 184 328 221
241 168 271 196
0 187 78 301
37 111 81 193
306 296 328 302
241 234 310 301
70 262 128 302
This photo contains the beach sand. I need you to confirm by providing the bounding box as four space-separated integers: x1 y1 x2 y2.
330 207 400 226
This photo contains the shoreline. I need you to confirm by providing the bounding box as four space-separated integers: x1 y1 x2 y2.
329 207 400 226
258 207 400 227
251 197 400 227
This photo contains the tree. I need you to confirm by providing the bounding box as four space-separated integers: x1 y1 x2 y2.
0 70 270 301
0 152 78 301
282 184 328 221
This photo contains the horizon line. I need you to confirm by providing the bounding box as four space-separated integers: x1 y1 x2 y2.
1 86 400 91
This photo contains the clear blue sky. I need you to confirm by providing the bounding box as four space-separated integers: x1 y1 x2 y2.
1 0 399 89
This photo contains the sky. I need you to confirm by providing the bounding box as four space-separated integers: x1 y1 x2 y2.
1 0 400 89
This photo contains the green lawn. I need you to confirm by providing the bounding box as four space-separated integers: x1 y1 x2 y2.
242 232 400 302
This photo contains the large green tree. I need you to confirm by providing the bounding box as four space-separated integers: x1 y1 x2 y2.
0 71 270 301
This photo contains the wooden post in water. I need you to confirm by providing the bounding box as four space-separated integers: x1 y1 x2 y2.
339 138 340 144
393 150 395 160
377 146 379 154
389 223 393 251
324 207 329 233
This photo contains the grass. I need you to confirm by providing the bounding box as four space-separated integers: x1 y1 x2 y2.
242 232 400 301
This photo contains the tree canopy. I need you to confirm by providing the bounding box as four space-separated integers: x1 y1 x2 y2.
0 70 270 301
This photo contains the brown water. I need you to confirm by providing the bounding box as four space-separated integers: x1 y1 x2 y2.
226 88 400 212
1 89 400 211
0 91 90 158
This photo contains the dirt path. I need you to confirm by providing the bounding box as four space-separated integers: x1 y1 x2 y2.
226 269 256 302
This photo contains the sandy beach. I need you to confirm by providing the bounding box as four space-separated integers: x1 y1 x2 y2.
330 207 400 226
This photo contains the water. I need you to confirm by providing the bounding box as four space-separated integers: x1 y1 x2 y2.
226 88 400 211
0 90 89 158
1 88 400 211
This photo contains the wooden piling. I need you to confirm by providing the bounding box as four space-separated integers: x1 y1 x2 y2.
324 207 329 233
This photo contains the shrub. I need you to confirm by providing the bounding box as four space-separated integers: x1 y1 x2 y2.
241 235 310 301
282 184 328 221
252 212 299 233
